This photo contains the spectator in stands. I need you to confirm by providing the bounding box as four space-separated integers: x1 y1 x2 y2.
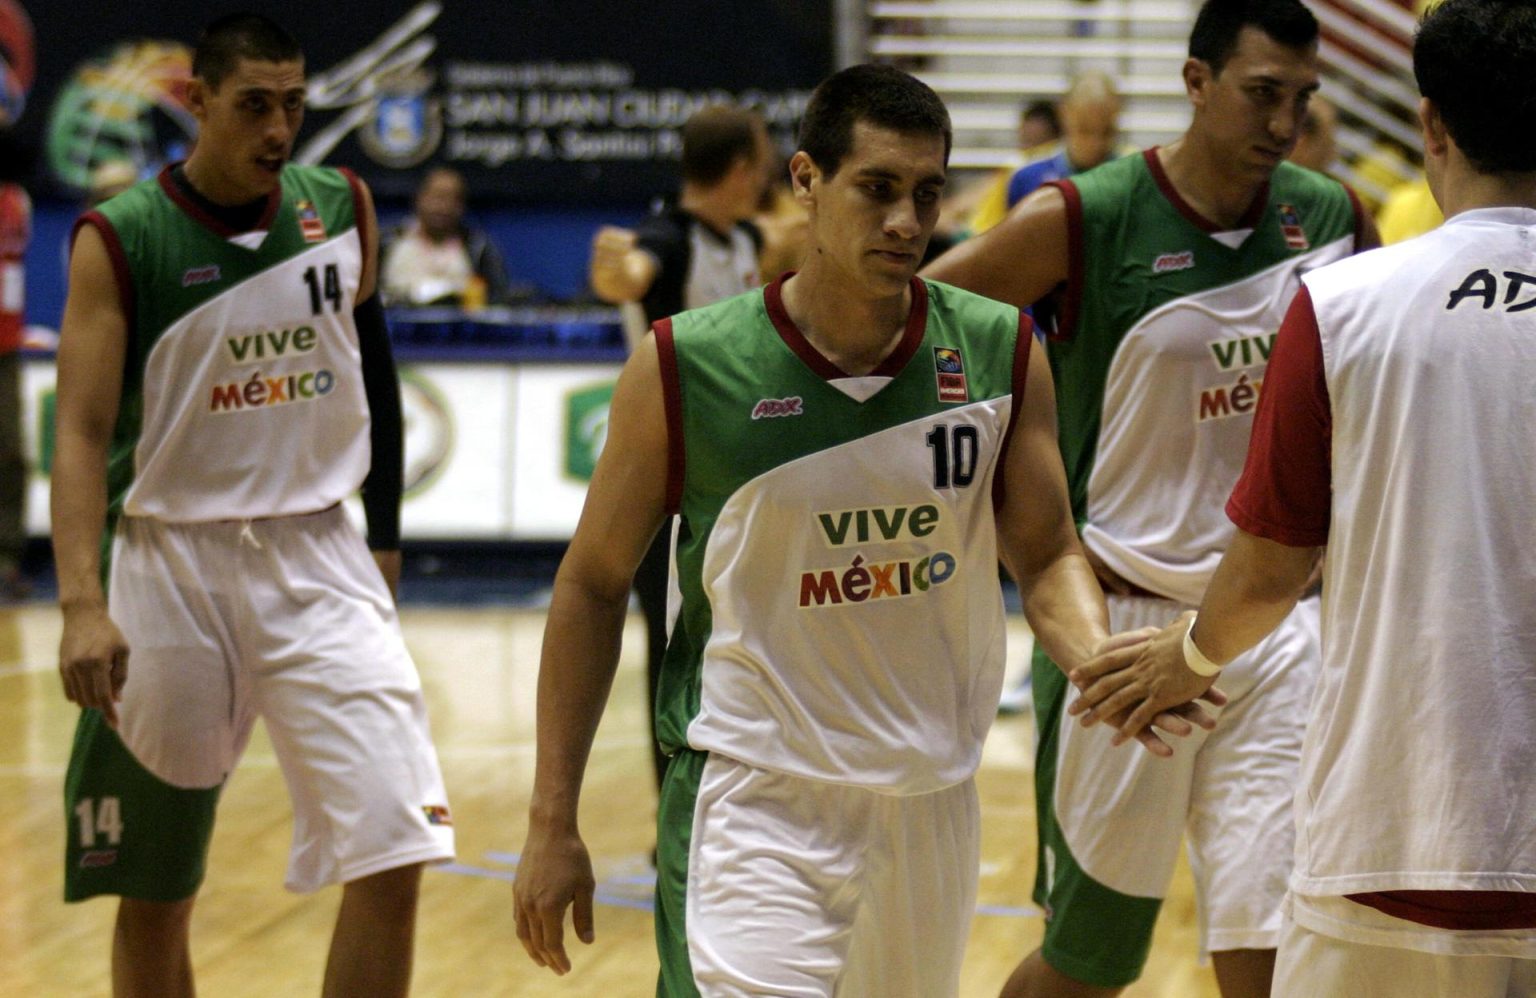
1288 93 1339 173
955 98 1063 238
1003 71 1128 210
381 165 515 308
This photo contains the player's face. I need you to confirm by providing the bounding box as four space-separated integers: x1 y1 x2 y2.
792 121 946 298
1188 26 1319 181
189 57 307 202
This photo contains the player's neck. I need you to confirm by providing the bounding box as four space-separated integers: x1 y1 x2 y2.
779 261 911 377
1158 136 1268 230
181 155 264 208
1434 156 1536 219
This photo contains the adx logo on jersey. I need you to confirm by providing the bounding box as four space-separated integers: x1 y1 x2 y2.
934 346 968 403
1153 250 1195 274
751 396 803 419
181 264 221 287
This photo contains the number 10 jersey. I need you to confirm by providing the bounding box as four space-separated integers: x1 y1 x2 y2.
655 276 1028 795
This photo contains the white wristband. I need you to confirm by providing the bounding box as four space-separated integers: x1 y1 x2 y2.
1182 615 1224 677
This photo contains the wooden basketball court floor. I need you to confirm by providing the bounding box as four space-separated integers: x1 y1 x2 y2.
1 601 1221 997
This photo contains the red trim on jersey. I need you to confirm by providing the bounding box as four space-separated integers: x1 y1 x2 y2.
338 167 371 304
1342 182 1370 253
1225 285 1332 546
1143 147 1270 234
338 167 369 250
1348 891 1536 931
653 316 685 516
73 211 135 342
992 311 1034 510
157 162 282 240
763 273 929 380
1042 179 1084 342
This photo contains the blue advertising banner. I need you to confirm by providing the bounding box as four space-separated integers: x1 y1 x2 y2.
7 0 832 204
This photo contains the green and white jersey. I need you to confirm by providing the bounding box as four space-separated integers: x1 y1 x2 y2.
82 164 372 526
656 276 1029 794
1047 150 1361 604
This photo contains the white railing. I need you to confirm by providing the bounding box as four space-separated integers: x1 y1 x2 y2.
863 0 1427 191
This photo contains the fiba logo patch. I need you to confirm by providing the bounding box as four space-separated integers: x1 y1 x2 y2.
45 39 195 192
400 369 454 497
358 68 443 169
934 346 968 403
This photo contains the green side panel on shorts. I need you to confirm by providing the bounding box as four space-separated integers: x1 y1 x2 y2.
1030 645 1162 988
64 709 221 903
655 748 706 998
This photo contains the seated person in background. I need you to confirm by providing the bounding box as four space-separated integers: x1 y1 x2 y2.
381 165 514 307
1004 71 1130 209
1287 93 1339 173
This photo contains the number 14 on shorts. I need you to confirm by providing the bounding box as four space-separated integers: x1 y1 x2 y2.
74 796 123 848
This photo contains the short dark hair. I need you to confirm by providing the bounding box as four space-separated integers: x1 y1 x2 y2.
798 64 952 178
681 105 763 186
1189 0 1319 75
1021 99 1061 137
1415 0 1536 173
193 13 303 89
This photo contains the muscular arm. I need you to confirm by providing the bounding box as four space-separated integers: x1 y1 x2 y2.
995 337 1220 755
921 186 1070 308
994 337 1107 673
51 222 131 725
514 333 669 974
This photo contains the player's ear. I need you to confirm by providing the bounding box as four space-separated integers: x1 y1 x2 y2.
788 150 817 204
1183 57 1211 109
186 76 211 124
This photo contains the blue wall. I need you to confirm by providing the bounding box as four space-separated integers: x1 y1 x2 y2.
24 199 648 330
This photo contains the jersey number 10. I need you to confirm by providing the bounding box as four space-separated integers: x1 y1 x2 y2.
927 424 979 489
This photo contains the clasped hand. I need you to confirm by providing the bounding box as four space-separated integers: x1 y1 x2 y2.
1070 614 1227 756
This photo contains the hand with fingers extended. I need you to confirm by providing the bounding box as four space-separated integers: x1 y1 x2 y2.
513 821 597 976
1068 612 1226 752
1076 625 1227 757
58 602 130 728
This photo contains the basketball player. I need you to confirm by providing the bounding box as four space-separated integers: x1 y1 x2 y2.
924 1 1377 994
52 15 453 997
1070 2 1536 994
588 103 772 795
513 63 1215 997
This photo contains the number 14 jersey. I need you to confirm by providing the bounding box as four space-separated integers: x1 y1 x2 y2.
81 163 372 526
